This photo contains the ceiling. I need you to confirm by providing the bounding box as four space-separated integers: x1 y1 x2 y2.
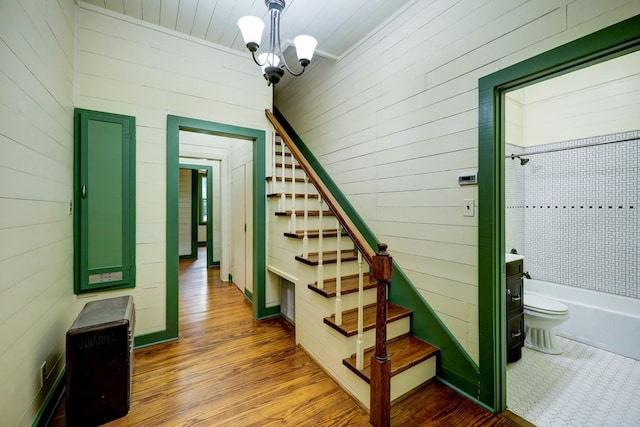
80 0 415 64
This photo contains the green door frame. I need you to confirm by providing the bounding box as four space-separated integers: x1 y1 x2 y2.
137 115 270 347
179 164 214 266
477 15 640 411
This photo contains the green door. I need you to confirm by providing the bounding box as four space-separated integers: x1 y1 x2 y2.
74 109 136 294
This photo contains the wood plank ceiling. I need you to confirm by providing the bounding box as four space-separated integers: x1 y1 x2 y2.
80 0 416 80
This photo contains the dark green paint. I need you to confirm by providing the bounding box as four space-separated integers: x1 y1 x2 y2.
274 108 480 400
478 15 640 411
74 108 136 294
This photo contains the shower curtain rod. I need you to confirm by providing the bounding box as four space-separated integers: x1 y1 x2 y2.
504 135 638 158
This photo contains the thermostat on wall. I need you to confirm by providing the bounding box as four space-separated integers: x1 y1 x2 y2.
458 172 478 185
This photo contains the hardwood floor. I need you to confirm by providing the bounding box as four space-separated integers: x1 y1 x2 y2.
49 250 526 426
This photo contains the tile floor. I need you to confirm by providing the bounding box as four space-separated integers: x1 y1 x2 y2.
507 336 640 426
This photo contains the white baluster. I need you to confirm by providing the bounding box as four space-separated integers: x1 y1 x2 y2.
272 133 277 194
356 250 364 370
317 198 324 289
289 150 296 233
280 140 286 212
302 176 309 258
335 218 342 326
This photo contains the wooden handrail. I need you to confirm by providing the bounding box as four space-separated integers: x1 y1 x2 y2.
265 109 376 265
266 108 390 427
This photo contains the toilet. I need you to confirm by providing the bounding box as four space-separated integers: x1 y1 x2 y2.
523 293 569 354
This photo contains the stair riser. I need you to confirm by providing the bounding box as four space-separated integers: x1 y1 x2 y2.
306 287 378 315
323 316 411 348
390 357 437 402
270 230 359 254
270 181 319 195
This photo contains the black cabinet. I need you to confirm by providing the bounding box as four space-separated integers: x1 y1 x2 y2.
66 296 135 426
506 259 524 362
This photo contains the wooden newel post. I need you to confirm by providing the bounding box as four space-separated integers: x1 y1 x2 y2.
370 243 392 427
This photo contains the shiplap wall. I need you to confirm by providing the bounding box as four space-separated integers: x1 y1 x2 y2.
0 0 76 425
75 3 271 336
276 0 640 362
178 168 193 256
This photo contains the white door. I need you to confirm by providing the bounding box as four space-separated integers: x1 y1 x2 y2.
231 163 253 294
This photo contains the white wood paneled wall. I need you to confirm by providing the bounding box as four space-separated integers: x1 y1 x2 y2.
0 0 76 425
74 3 271 337
276 0 640 363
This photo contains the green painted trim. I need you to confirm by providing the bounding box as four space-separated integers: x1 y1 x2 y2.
74 108 136 294
244 288 253 302
134 330 178 348
32 368 66 427
273 107 480 398
477 15 640 411
260 305 281 319
168 116 268 339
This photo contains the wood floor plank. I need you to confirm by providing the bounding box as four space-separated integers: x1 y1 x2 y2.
49 249 523 426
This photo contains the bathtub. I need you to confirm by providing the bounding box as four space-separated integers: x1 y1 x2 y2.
524 279 640 361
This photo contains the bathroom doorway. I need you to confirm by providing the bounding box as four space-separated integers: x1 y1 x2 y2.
502 51 640 425
477 14 640 415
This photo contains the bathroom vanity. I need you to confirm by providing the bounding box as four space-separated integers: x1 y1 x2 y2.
506 255 525 362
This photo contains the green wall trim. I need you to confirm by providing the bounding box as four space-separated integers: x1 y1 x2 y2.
258 305 281 320
134 330 178 348
168 115 268 340
32 368 66 427
244 288 253 302
273 107 479 399
477 14 640 411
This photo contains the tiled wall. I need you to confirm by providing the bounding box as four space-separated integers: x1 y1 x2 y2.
506 131 639 299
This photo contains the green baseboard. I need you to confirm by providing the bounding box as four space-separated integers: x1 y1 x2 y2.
32 368 66 427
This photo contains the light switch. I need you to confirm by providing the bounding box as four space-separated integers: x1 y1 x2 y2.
464 199 475 217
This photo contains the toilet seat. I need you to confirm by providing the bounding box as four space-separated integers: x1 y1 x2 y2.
524 294 569 315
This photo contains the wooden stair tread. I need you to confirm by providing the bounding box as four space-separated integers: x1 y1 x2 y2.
266 176 305 183
296 249 358 265
323 302 411 337
267 193 320 199
284 229 347 239
307 273 377 298
275 210 335 217
275 162 303 169
342 334 440 383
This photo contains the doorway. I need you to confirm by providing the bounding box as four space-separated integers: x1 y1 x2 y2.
166 115 269 342
476 15 640 411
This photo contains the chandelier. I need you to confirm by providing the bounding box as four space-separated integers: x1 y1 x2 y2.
237 0 317 86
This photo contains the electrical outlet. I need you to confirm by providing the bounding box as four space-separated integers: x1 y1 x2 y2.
463 198 475 217
40 361 46 387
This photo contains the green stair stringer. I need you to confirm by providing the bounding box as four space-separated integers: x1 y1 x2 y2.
273 107 481 404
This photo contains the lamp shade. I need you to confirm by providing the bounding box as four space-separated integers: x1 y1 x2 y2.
258 53 280 74
293 35 317 62
237 16 264 47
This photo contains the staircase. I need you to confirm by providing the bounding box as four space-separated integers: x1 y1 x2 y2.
265 110 440 424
